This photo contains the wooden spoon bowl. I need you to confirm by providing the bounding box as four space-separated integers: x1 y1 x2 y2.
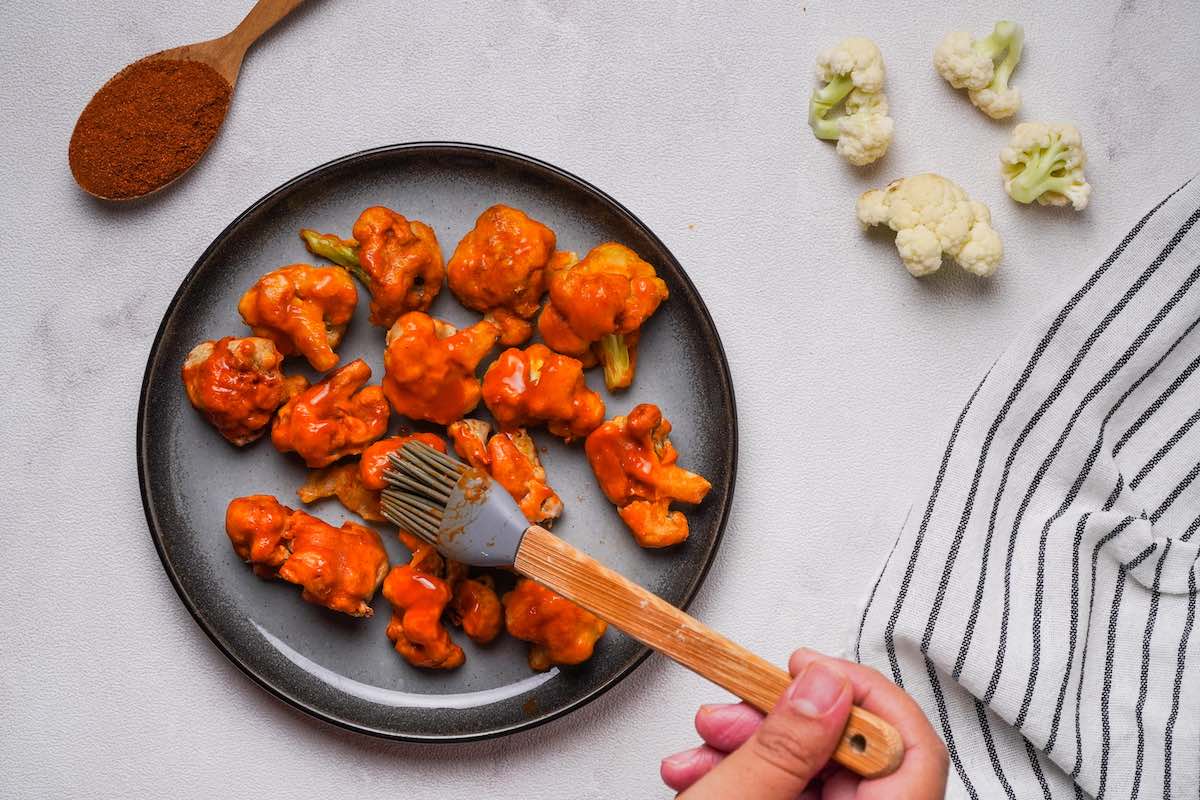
69 0 305 201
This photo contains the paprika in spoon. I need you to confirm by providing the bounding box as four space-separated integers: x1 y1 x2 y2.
68 0 304 201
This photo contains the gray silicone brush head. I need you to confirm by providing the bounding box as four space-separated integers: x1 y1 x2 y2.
379 440 530 567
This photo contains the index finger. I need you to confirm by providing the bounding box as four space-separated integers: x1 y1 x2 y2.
789 649 949 794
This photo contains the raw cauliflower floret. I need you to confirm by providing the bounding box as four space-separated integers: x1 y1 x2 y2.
933 21 1024 119
809 37 893 166
1000 122 1091 210
857 173 1003 277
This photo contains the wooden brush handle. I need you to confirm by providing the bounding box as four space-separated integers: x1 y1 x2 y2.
515 525 904 779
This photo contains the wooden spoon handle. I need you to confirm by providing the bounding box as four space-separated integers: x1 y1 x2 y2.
515 525 904 779
227 0 306 53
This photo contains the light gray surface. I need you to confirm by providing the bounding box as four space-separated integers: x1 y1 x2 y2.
2 0 1198 797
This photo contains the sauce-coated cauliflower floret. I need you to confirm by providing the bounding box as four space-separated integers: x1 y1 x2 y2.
300 206 445 328
585 403 712 548
448 575 503 645
857 173 1003 277
225 494 294 576
279 511 389 617
182 336 290 445
537 243 668 390
809 37 893 166
272 359 390 468
1000 122 1091 210
383 563 465 669
482 344 606 442
448 419 563 524
352 206 445 326
933 21 1024 119
237 264 357 371
225 497 389 617
298 461 383 522
447 204 556 345
503 578 607 671
382 312 500 425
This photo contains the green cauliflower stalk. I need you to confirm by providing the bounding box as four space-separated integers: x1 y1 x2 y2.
299 229 370 286
934 21 1024 119
1000 122 1091 210
598 333 633 390
808 37 893 166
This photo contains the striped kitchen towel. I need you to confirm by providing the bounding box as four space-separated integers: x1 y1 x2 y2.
855 177 1200 799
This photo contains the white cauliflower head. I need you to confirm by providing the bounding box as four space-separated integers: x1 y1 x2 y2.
933 21 1023 119
1000 122 1091 210
856 173 1003 277
835 90 894 166
816 37 886 93
809 37 892 166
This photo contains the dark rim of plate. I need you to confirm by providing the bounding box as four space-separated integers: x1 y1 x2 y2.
136 141 739 743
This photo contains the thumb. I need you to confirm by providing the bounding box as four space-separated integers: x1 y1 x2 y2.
681 662 853 799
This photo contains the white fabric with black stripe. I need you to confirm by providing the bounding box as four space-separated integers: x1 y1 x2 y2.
856 178 1200 799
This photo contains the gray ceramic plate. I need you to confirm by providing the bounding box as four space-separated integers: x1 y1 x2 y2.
137 142 737 741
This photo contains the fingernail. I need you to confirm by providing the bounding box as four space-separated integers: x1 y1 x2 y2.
662 750 699 768
786 662 846 718
697 703 721 717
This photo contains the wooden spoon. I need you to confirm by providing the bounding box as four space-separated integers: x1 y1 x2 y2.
69 0 305 200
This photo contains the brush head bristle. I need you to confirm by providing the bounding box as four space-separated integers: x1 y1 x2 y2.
379 441 465 544
378 439 530 567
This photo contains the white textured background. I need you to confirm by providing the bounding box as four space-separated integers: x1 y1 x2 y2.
3 1 1198 797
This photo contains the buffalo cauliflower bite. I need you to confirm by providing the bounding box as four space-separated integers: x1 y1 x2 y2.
299 207 445 328
225 494 295 576
447 205 557 346
278 511 389 617
225 497 389 616
448 574 503 644
448 419 563 524
537 243 668 390
237 264 357 372
933 21 1024 119
382 312 500 425
857 173 1003 277
1000 122 1091 210
298 461 383 521
585 403 712 547
182 336 290 445
383 563 465 669
482 344 605 442
808 37 894 166
503 578 607 671
272 359 390 468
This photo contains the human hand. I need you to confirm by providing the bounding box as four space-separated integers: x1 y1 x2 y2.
660 648 949 798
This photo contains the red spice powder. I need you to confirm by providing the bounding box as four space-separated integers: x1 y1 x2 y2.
69 58 232 199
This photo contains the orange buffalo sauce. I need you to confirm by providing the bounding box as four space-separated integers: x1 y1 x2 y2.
383 564 465 669
449 577 503 644
584 403 711 548
448 420 562 524
352 206 444 327
481 344 605 442
382 312 499 425
272 359 389 468
237 264 357 372
503 578 606 671
182 336 288 445
447 204 556 345
224 496 388 617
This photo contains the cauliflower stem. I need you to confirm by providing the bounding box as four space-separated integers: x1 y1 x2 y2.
808 74 855 140
598 333 633 390
978 22 1023 103
300 228 370 286
1006 135 1078 204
